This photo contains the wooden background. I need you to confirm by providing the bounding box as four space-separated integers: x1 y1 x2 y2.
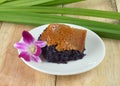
0 0 120 86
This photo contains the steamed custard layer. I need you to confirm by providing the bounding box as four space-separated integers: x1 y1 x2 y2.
40 24 87 52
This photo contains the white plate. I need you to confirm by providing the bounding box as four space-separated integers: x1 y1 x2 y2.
19 23 105 75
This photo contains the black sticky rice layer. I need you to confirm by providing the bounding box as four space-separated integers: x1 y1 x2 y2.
42 45 85 63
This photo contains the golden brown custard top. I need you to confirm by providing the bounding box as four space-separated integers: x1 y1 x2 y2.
40 24 87 52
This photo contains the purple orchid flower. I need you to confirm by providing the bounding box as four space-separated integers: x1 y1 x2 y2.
14 30 47 62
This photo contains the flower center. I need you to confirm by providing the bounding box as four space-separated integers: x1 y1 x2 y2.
29 45 37 54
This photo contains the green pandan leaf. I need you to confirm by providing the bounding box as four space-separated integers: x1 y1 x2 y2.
0 0 54 6
0 11 120 39
0 0 6 4
0 6 119 20
39 0 85 6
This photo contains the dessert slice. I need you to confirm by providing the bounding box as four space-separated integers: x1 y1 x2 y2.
39 24 87 63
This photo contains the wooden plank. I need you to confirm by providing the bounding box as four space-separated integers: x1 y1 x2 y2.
0 23 16 69
115 0 120 12
0 22 2 29
0 23 55 86
56 0 120 86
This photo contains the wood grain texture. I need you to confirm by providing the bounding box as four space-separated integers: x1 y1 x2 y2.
116 0 120 12
0 22 2 29
0 0 120 86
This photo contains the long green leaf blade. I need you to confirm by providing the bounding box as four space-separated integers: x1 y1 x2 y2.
0 7 120 20
39 0 84 6
0 11 119 32
86 26 120 39
0 11 120 39
0 0 54 6
0 0 6 4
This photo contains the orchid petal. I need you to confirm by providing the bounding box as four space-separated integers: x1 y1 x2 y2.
14 30 46 63
19 52 30 61
32 55 41 62
35 41 47 48
14 42 27 51
22 30 34 44
34 46 42 56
